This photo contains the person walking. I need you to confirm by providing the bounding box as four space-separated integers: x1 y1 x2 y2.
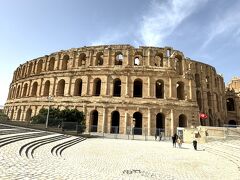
172 133 178 147
193 138 197 150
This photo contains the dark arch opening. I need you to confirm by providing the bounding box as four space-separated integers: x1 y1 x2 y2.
111 111 120 133
43 81 50 96
49 57 55 71
17 109 21 120
10 109 14 120
62 55 69 70
78 53 86 66
96 52 104 65
133 112 142 135
28 62 33 76
22 84 28 97
91 110 98 132
74 79 82 96
227 98 235 111
25 108 32 121
57 79 65 96
156 80 164 98
179 114 187 127
195 74 201 87
16 85 21 98
228 120 237 127
93 78 101 96
36 59 43 74
175 55 183 75
31 82 38 97
177 82 184 100
133 79 142 97
113 79 121 97
156 113 165 129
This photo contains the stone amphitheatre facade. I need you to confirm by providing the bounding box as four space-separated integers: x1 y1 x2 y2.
4 45 228 136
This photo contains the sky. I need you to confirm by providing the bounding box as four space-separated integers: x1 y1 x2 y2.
0 0 240 106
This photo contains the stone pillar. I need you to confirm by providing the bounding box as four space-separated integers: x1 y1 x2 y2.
170 109 174 136
148 77 151 98
169 77 172 98
188 79 192 100
102 107 106 133
124 111 128 134
51 78 56 96
27 80 32 97
147 49 151 66
66 76 72 96
148 108 151 136
39 78 43 97
125 75 129 97
105 75 109 96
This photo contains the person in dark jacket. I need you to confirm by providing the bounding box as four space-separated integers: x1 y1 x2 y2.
193 139 197 150
172 133 178 147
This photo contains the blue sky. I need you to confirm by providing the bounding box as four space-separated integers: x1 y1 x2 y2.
1 0 240 106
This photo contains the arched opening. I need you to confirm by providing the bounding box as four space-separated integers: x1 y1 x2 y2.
43 81 50 96
111 111 120 133
206 76 210 89
179 114 187 127
16 109 21 120
22 66 26 77
195 74 201 87
49 57 55 71
96 52 104 65
10 109 14 120
11 87 16 99
91 110 98 132
74 79 82 96
176 82 184 100
154 53 163 67
31 82 38 97
134 57 140 65
78 53 86 66
93 78 101 96
175 55 183 75
22 84 28 97
227 98 235 111
25 108 32 121
62 55 69 70
27 62 33 76
217 119 221 127
56 79 65 96
207 92 212 107
196 90 202 110
115 52 123 65
36 59 43 74
228 120 237 126
113 78 121 97
16 85 21 98
133 79 142 97
156 80 164 98
133 112 142 135
156 113 165 130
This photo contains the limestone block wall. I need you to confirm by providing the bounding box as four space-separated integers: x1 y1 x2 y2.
4 45 227 136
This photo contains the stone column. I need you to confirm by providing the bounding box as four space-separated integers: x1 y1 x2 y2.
39 78 43 96
147 49 151 66
51 78 56 96
148 77 151 98
170 109 174 136
125 75 129 97
124 111 128 134
27 80 32 97
169 77 172 98
66 76 72 96
102 107 106 133
148 108 151 136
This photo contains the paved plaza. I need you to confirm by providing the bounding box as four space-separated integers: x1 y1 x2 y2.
0 124 240 180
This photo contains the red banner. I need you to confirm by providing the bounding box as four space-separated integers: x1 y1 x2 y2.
199 113 208 119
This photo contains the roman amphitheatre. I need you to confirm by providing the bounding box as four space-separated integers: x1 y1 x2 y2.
3 44 240 136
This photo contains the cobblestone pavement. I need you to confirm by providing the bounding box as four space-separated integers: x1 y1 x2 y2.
0 124 240 180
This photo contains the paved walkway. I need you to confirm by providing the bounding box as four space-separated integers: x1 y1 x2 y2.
0 124 239 179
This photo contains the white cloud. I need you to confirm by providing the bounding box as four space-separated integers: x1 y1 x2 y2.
202 7 240 49
139 0 207 46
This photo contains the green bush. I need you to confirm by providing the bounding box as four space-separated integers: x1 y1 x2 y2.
31 108 85 131
0 111 9 121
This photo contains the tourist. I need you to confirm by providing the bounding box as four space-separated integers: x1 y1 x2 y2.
193 138 197 150
172 133 178 147
177 137 182 148
159 132 162 141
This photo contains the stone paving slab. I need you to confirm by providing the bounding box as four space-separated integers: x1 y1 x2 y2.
0 126 239 179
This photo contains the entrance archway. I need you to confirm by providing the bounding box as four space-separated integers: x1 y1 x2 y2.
228 120 237 126
133 112 142 135
25 108 32 121
91 110 98 132
16 109 21 121
111 111 120 133
179 114 187 127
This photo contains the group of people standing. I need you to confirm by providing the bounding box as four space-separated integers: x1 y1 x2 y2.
172 133 183 148
172 133 198 150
